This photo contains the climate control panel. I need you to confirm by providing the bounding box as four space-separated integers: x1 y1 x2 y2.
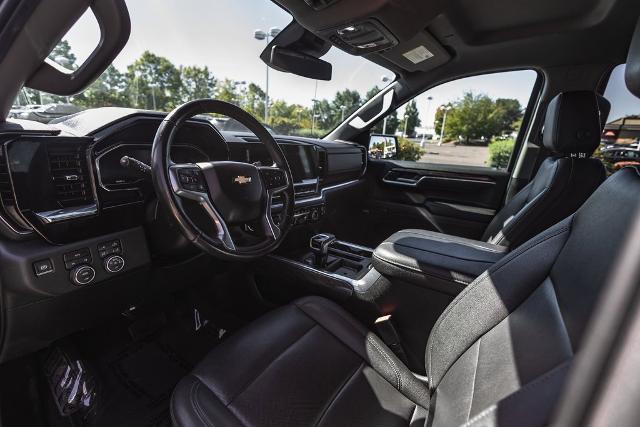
22 228 150 295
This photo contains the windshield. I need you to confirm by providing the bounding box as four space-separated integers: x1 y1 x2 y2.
12 0 390 137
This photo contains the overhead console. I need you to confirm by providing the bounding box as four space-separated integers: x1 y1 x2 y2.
273 0 451 73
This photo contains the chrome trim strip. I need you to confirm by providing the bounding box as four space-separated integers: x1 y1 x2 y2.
268 254 379 291
382 171 496 187
169 163 236 251
34 204 98 224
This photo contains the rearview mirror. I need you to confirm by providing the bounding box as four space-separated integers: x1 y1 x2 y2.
268 46 332 81
368 134 398 160
259 22 332 81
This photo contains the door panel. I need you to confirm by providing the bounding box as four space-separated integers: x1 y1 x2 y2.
359 159 510 246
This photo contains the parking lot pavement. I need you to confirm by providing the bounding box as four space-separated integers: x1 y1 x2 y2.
415 140 490 167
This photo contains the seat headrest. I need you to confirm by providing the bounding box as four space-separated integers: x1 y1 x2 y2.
543 91 603 156
626 18 640 98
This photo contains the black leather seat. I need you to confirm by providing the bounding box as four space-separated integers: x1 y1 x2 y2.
481 91 609 248
172 167 640 426
171 30 640 427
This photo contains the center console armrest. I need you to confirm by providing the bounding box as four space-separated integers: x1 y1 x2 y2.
372 229 508 295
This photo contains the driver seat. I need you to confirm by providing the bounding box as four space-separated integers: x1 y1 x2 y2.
170 164 640 426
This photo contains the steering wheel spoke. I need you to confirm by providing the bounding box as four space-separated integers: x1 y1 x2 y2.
169 163 236 251
259 166 289 194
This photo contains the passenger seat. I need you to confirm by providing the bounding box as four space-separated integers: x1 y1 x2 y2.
481 90 610 248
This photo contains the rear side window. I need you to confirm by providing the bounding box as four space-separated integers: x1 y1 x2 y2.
598 64 640 173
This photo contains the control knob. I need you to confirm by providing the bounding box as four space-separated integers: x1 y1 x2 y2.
104 255 125 273
70 265 96 286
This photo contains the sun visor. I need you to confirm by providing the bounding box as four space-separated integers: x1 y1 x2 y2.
379 30 450 73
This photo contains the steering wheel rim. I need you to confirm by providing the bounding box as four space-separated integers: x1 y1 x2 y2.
151 99 295 260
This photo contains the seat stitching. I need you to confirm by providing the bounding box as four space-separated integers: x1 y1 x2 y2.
226 324 317 406
190 380 215 427
427 222 572 384
314 362 364 427
466 338 481 422
367 335 401 391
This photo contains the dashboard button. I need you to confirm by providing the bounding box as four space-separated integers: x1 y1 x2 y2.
63 248 90 262
70 265 96 286
65 256 92 270
104 255 125 273
34 259 54 276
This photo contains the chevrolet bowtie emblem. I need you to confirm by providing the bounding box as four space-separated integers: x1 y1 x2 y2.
233 176 252 185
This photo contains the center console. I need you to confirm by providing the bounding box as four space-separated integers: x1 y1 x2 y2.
254 229 509 372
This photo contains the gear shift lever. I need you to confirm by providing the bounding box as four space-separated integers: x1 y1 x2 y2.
310 233 336 268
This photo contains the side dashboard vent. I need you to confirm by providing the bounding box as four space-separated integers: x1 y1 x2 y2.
0 150 15 207
48 145 93 208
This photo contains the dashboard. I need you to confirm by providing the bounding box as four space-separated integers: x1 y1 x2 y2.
0 109 367 362
0 110 366 245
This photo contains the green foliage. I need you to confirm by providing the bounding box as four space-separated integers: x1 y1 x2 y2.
74 65 127 107
180 65 216 102
488 138 515 169
214 78 241 105
439 92 524 144
126 51 182 110
396 137 424 161
403 100 421 137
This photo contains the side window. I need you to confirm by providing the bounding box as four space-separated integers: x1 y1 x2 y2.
368 70 538 169
596 64 640 174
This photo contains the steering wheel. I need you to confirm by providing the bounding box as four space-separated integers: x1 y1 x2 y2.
151 99 295 260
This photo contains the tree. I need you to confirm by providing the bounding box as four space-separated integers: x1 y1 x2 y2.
269 101 308 134
215 79 241 105
126 51 182 111
49 40 77 69
180 65 216 102
75 65 127 107
331 89 362 126
445 92 503 143
404 100 421 137
364 86 380 102
243 83 266 119
495 98 523 134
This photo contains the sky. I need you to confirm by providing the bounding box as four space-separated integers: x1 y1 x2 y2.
61 0 639 129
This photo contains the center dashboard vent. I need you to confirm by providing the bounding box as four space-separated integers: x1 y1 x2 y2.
48 145 94 208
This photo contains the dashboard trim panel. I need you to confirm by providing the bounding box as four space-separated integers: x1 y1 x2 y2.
34 203 98 224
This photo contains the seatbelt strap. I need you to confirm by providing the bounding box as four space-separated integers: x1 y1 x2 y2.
374 315 410 366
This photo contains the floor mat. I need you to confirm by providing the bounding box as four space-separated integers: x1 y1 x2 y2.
67 304 222 427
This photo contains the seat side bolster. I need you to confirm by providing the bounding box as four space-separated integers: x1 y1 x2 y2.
294 296 430 406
